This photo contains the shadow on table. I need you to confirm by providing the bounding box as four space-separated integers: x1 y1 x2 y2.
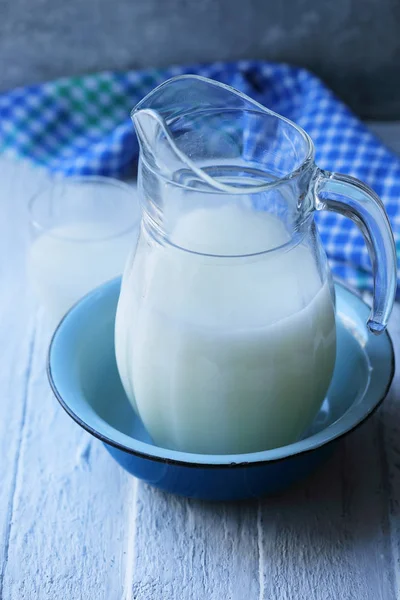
182 407 395 548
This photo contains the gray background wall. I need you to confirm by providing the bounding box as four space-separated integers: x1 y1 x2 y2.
1 0 400 119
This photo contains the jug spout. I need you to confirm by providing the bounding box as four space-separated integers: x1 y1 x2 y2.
131 75 244 192
131 75 313 195
132 104 217 190
131 75 229 185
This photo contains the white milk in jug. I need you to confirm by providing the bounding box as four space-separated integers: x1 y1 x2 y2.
115 204 336 454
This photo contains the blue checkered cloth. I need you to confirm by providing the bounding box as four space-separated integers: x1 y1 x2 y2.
1 60 399 295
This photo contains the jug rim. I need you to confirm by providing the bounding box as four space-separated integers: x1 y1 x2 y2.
132 74 316 195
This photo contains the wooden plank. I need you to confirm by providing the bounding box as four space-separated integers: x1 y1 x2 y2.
379 303 400 599
2 314 134 599
0 159 133 599
258 425 396 599
129 484 260 600
258 306 400 600
0 159 45 596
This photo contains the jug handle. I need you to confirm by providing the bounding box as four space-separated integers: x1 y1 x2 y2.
314 169 397 334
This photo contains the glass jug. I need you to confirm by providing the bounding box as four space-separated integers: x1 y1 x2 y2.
115 75 396 455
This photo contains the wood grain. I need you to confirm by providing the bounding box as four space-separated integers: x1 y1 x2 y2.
0 159 133 600
0 160 44 597
380 305 400 599
258 419 396 599
2 319 134 599
256 305 400 600
129 485 260 600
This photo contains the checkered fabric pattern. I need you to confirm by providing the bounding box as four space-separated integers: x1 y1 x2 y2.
1 60 399 295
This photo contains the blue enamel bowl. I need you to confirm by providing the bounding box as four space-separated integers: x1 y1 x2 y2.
48 279 394 501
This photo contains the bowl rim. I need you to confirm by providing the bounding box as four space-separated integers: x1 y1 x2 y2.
47 279 395 468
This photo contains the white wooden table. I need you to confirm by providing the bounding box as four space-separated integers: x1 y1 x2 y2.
1 123 400 600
